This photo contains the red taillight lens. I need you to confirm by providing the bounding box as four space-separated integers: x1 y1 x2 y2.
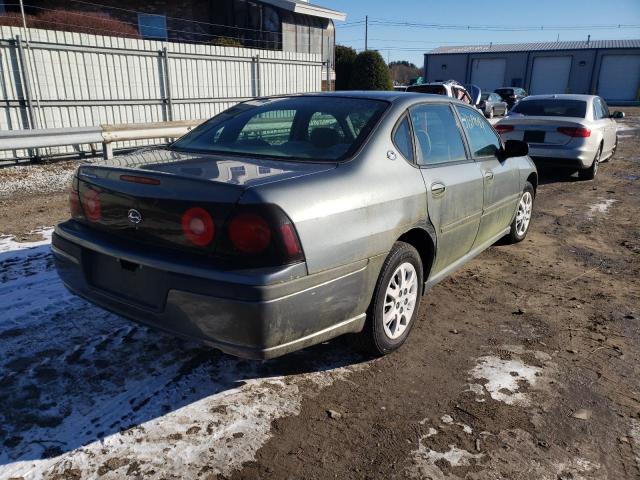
280 223 302 257
557 126 591 138
495 124 514 134
229 213 271 254
181 207 215 246
82 189 101 222
68 177 81 218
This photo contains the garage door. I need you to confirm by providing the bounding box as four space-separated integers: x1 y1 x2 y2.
470 58 506 91
529 56 572 94
597 55 640 101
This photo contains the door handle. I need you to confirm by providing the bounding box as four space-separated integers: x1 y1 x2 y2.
484 170 494 180
431 182 446 196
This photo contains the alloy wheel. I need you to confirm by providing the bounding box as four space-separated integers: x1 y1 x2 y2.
383 262 418 340
515 191 533 237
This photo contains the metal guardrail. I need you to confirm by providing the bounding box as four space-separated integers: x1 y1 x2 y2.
0 120 205 160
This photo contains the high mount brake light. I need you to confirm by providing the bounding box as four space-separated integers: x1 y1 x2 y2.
181 207 215 247
557 126 591 138
229 213 272 254
82 189 101 222
120 174 161 185
495 125 514 134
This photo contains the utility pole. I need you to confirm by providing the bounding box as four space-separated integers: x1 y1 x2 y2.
365 15 368 51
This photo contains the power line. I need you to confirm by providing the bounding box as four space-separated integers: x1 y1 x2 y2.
365 18 640 32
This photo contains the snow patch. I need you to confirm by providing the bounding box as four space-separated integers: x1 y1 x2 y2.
0 228 53 252
440 414 454 424
630 419 640 470
469 356 541 406
587 198 617 218
0 234 367 479
408 440 483 479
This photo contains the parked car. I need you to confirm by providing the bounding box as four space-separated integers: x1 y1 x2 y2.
495 94 623 180
494 87 528 108
394 85 408 92
406 80 474 105
478 92 509 118
53 92 536 359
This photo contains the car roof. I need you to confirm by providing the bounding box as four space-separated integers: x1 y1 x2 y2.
255 91 471 107
520 94 596 101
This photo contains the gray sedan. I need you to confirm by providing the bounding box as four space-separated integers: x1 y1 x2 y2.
478 92 508 118
495 94 623 180
53 92 537 359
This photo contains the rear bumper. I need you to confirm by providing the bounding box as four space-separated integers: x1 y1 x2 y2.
528 144 596 169
52 221 374 359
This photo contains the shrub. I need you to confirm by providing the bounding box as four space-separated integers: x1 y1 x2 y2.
349 50 393 91
0 10 139 38
210 36 243 47
335 45 357 91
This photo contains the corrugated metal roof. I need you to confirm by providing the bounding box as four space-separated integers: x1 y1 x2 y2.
428 39 640 55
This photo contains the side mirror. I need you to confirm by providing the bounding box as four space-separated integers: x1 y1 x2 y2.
611 111 625 119
503 139 528 159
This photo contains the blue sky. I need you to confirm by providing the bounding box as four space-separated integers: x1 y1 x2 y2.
320 0 640 66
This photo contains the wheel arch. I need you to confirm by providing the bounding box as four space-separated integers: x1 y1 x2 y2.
526 171 538 196
397 226 436 292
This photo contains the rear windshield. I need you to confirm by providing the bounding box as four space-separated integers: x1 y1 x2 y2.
171 97 388 162
511 99 587 118
406 85 447 95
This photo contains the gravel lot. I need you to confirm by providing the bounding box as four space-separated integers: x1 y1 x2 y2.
0 109 639 479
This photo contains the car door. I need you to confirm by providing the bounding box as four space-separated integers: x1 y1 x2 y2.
597 97 617 157
409 102 484 275
455 105 520 249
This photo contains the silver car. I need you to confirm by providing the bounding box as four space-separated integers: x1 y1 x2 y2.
495 94 624 180
53 92 537 359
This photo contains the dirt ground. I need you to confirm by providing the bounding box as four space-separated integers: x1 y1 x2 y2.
1 109 639 479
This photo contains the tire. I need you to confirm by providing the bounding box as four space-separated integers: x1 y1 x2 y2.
505 182 534 244
578 145 601 181
353 242 423 355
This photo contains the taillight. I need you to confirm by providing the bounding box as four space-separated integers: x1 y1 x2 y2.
229 213 271 254
68 176 82 219
82 188 101 222
181 207 215 246
495 124 514 134
220 206 304 265
557 126 591 138
280 223 302 257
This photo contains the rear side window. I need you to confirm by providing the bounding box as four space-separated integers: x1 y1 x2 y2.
392 116 414 162
456 106 501 158
511 99 587 118
409 104 467 166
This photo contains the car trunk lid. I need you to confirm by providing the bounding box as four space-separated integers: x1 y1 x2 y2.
75 148 336 256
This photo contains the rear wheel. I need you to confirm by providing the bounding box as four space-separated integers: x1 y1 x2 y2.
353 242 423 355
579 145 601 180
506 182 534 244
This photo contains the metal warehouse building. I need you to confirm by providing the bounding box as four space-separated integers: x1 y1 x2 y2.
423 39 640 103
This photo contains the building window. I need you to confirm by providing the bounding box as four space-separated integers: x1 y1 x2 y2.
138 13 168 40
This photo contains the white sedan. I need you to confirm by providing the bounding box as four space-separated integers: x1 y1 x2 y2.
495 94 624 180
